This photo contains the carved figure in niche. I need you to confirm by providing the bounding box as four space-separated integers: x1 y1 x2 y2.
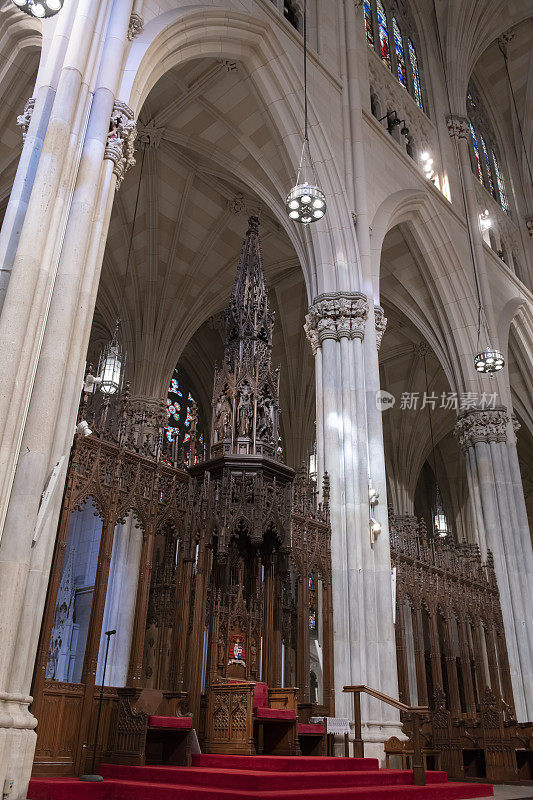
256 395 273 440
228 634 246 666
215 391 232 441
237 385 253 437
217 632 226 667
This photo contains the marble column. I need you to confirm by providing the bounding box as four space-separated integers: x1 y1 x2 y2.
96 514 143 687
0 2 137 796
446 114 496 337
454 408 533 720
305 293 403 762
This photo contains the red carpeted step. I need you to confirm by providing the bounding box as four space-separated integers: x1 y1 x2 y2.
192 754 380 771
99 764 448 790
28 776 494 800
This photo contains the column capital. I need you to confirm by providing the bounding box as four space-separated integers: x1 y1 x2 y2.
304 292 369 354
374 305 387 351
105 102 137 189
446 114 470 139
16 97 35 142
453 407 509 452
127 12 144 41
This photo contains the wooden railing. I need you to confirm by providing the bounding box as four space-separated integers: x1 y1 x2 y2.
343 685 429 786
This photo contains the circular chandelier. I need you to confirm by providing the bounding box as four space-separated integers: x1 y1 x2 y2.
10 0 63 18
286 180 326 224
474 348 505 374
285 0 326 225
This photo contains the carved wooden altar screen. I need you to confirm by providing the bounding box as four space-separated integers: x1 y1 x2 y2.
389 508 533 781
31 217 334 776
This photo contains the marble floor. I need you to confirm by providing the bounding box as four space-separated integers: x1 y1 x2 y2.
490 785 533 799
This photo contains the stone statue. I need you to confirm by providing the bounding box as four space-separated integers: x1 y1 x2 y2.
256 396 273 439
215 391 232 441
237 385 252 437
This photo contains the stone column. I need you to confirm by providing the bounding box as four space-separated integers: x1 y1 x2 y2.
96 514 144 687
454 409 533 720
305 293 403 761
446 114 496 337
0 2 137 795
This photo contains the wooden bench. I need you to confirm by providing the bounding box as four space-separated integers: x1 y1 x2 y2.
206 680 300 756
297 704 326 755
108 687 192 766
385 735 441 771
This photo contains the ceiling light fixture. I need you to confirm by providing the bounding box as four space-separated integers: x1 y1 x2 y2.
285 0 326 225
97 143 147 394
10 0 63 18
432 0 504 376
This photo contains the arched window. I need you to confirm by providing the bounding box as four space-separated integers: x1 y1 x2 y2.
364 0 374 46
393 18 407 88
480 134 495 198
376 0 391 70
364 1 425 112
408 38 423 109
469 122 485 185
467 82 511 216
283 0 300 31
165 368 205 463
492 151 510 214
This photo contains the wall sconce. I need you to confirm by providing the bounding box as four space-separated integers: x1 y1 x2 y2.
369 480 381 544
479 209 492 232
420 151 434 180
379 111 409 137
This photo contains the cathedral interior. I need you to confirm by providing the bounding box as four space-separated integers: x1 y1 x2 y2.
0 1 532 799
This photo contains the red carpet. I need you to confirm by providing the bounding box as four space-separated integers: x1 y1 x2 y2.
28 754 494 800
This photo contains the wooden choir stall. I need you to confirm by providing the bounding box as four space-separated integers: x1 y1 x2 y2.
30 217 334 776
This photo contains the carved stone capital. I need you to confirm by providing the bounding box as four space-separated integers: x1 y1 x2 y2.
525 216 533 238
304 292 369 354
105 102 137 189
498 30 515 53
374 305 387 350
454 408 509 452
137 119 165 148
17 97 35 141
127 12 144 40
446 114 469 139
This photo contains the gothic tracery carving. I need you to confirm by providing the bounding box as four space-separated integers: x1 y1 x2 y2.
453 408 509 452
304 292 369 354
17 97 35 141
105 102 137 189
127 12 144 40
374 305 388 350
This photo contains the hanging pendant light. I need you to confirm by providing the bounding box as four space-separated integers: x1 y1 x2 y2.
474 348 505 374
10 0 63 18
285 0 326 225
473 306 505 375
97 321 124 395
433 486 448 537
96 144 147 395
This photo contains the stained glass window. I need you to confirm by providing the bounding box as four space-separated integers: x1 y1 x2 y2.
164 368 204 463
480 134 495 197
376 0 391 70
492 151 510 214
392 18 407 88
469 122 484 185
308 572 317 631
364 0 374 46
408 38 423 109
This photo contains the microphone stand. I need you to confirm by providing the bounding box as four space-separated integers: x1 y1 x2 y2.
79 629 116 781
